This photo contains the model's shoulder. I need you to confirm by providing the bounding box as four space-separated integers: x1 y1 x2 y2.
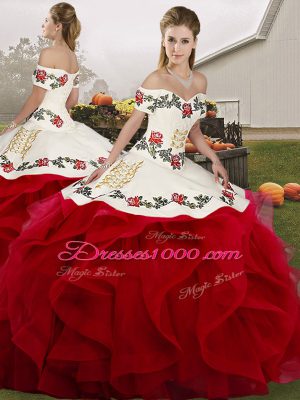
193 70 207 94
38 47 56 68
140 69 167 90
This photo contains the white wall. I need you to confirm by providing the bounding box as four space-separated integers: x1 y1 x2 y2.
196 0 300 128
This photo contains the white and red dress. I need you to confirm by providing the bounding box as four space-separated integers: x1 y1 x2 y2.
0 64 112 263
0 86 299 400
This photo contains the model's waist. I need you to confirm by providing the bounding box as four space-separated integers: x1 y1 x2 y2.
30 105 74 129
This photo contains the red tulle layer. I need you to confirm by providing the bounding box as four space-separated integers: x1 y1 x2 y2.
0 188 299 399
0 174 82 264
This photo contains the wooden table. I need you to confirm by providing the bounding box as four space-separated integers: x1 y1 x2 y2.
185 146 250 189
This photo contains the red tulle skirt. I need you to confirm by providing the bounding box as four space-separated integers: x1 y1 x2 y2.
0 174 82 264
0 188 299 399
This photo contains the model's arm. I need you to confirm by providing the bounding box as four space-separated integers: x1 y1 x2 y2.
85 109 145 184
188 121 229 188
0 85 47 136
188 122 220 163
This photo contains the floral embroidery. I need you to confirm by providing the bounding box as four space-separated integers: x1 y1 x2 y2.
219 188 236 205
155 92 205 118
135 134 185 170
71 181 213 209
149 131 163 145
182 103 193 118
127 196 140 207
36 69 47 82
172 193 185 204
59 74 68 86
75 160 87 170
37 158 49 167
135 89 205 117
0 154 105 173
135 90 144 105
222 180 237 194
2 162 14 173
135 90 156 113
33 69 69 89
32 108 64 128
98 156 108 164
52 115 63 128
218 180 238 205
2 127 42 160
170 129 189 149
170 154 182 169
95 159 144 189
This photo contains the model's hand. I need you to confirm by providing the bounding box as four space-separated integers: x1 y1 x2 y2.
212 160 229 189
85 167 106 185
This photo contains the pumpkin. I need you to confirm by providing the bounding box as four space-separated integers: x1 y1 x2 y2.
258 182 284 206
91 92 105 104
223 143 235 149
283 183 300 201
206 111 216 118
212 142 227 151
185 142 198 153
92 93 113 106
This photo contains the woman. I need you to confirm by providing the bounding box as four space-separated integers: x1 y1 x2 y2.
1 6 300 400
0 2 113 264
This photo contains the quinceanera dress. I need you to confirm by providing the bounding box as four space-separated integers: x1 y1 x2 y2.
0 86 300 400
0 64 112 263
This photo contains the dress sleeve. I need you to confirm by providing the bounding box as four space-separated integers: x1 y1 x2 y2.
73 73 80 88
134 87 157 115
32 66 52 90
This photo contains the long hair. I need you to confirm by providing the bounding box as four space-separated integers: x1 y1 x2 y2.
158 6 200 69
50 2 81 51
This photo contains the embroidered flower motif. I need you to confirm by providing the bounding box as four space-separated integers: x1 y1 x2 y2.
0 154 94 173
36 69 47 82
2 162 14 173
59 74 68 86
33 68 71 89
77 187 212 210
170 154 182 169
127 196 140 207
172 193 185 205
98 156 108 164
222 189 235 200
37 158 49 167
135 90 144 105
135 136 184 170
154 92 204 118
221 180 237 194
219 188 236 205
32 108 64 128
75 160 87 170
52 115 63 128
149 131 163 145
182 103 193 118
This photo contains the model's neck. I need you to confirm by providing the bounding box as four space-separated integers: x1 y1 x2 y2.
167 63 192 79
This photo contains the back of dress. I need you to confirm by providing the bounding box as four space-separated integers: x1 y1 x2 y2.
28 64 79 131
